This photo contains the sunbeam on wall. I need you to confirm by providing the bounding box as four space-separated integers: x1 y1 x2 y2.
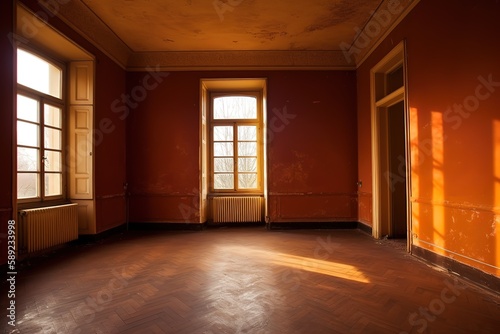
431 111 445 246
494 119 500 272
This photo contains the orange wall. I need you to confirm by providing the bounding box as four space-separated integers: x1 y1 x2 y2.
127 71 358 224
357 0 500 275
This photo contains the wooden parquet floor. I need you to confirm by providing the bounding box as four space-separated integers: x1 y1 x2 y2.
2 227 499 333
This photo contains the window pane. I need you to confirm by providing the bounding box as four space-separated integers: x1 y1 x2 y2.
238 158 257 172
214 142 233 157
238 142 257 156
18 173 39 199
213 96 257 119
18 147 39 171
17 49 62 98
44 150 62 172
44 104 62 128
45 173 62 196
238 174 257 189
17 95 39 122
214 158 234 172
44 128 62 150
213 126 233 141
238 126 257 141
214 174 234 189
18 121 39 147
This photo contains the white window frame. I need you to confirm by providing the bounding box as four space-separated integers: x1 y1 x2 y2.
16 47 66 205
209 91 264 194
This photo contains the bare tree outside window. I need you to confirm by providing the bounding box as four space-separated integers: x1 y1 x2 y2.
212 96 259 190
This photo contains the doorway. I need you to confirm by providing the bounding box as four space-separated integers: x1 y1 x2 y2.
387 101 407 238
370 41 411 247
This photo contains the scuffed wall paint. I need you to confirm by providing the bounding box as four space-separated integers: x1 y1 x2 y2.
357 0 500 276
127 71 358 224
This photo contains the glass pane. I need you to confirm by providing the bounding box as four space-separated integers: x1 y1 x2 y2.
17 121 39 147
17 173 39 199
214 158 234 172
44 150 62 172
238 142 257 156
238 126 257 141
238 158 257 172
44 128 62 150
18 147 39 171
238 174 258 189
45 173 62 196
17 49 62 98
213 126 233 141
213 96 257 119
214 174 234 189
17 95 39 122
44 104 62 128
214 142 233 157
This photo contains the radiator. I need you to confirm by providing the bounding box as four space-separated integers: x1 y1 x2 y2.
19 203 79 254
212 196 263 223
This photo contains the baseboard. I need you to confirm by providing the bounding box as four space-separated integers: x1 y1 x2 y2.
128 222 207 231
77 223 128 243
357 222 372 235
268 221 358 230
412 245 500 293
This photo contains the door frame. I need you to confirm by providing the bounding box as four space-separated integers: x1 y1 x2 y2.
370 41 412 250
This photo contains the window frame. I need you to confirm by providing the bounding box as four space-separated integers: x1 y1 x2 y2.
209 91 264 194
16 47 67 206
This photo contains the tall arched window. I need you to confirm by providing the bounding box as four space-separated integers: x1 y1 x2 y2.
17 48 64 202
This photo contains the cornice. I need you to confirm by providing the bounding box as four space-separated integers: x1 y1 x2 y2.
37 0 420 71
127 50 355 71
351 0 421 67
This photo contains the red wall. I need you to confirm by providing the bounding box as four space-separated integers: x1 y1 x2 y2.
127 71 358 224
9 1 127 241
267 72 358 222
0 0 126 256
0 0 15 265
93 51 127 233
357 0 500 275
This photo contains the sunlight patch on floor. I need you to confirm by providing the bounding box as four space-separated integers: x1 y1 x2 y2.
216 245 370 283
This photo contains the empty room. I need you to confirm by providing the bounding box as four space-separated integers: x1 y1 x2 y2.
1 0 499 333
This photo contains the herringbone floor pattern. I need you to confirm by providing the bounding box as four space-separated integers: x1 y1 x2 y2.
2 227 499 333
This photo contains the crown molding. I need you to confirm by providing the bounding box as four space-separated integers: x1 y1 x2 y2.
352 0 421 68
34 0 419 71
127 50 355 71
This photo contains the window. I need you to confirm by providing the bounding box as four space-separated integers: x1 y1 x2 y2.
210 94 263 192
17 48 65 202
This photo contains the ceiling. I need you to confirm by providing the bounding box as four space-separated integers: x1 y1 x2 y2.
82 0 380 52
30 0 420 70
